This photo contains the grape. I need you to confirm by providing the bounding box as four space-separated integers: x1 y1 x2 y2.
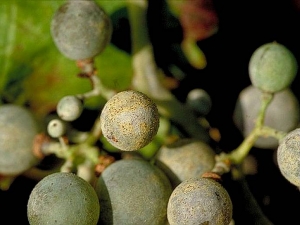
47 118 66 138
233 85 300 149
95 158 172 225
57 95 83 121
277 128 300 187
248 42 298 93
186 88 212 116
50 0 112 60
100 90 160 151
27 172 100 225
0 104 39 176
167 177 233 225
155 138 216 188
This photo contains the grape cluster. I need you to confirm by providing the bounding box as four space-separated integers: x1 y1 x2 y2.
1 0 300 223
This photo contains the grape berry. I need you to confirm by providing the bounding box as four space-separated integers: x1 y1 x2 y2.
27 172 100 225
167 177 233 225
100 90 160 151
50 0 112 60
0 104 39 176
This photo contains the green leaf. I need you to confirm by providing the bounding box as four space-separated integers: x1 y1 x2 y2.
0 0 133 118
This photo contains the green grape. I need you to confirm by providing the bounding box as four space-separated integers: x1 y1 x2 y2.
95 158 172 225
277 128 300 187
47 118 66 138
27 172 100 225
57 95 83 121
233 85 300 149
0 104 39 176
186 88 212 116
167 177 233 225
155 138 216 188
248 42 298 93
50 0 112 60
100 90 160 151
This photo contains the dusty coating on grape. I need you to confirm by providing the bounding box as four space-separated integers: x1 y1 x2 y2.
155 138 216 188
277 128 300 186
248 42 298 93
95 158 172 225
167 177 233 225
27 172 100 225
50 0 112 60
100 90 160 151
0 104 39 175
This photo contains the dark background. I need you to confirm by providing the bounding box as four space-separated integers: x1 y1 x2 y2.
2 0 300 224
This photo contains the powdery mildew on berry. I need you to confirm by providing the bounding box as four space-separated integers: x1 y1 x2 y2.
100 90 160 151
167 177 233 225
277 128 300 187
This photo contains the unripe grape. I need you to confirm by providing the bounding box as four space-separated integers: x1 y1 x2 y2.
57 95 83 121
0 104 39 175
155 138 216 188
95 158 172 225
100 90 160 151
186 88 212 116
167 177 233 225
277 128 300 187
233 85 300 149
51 0 112 60
47 119 66 138
249 42 298 93
27 172 100 225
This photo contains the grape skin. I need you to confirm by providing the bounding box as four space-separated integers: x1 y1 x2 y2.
57 95 83 121
47 118 66 138
167 177 233 225
27 172 100 225
0 104 39 175
249 42 298 93
50 0 112 60
95 158 172 225
155 138 216 188
100 90 160 151
277 128 300 187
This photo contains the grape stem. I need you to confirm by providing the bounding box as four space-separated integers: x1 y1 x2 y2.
126 0 210 143
213 90 287 174
75 59 116 101
38 136 100 182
